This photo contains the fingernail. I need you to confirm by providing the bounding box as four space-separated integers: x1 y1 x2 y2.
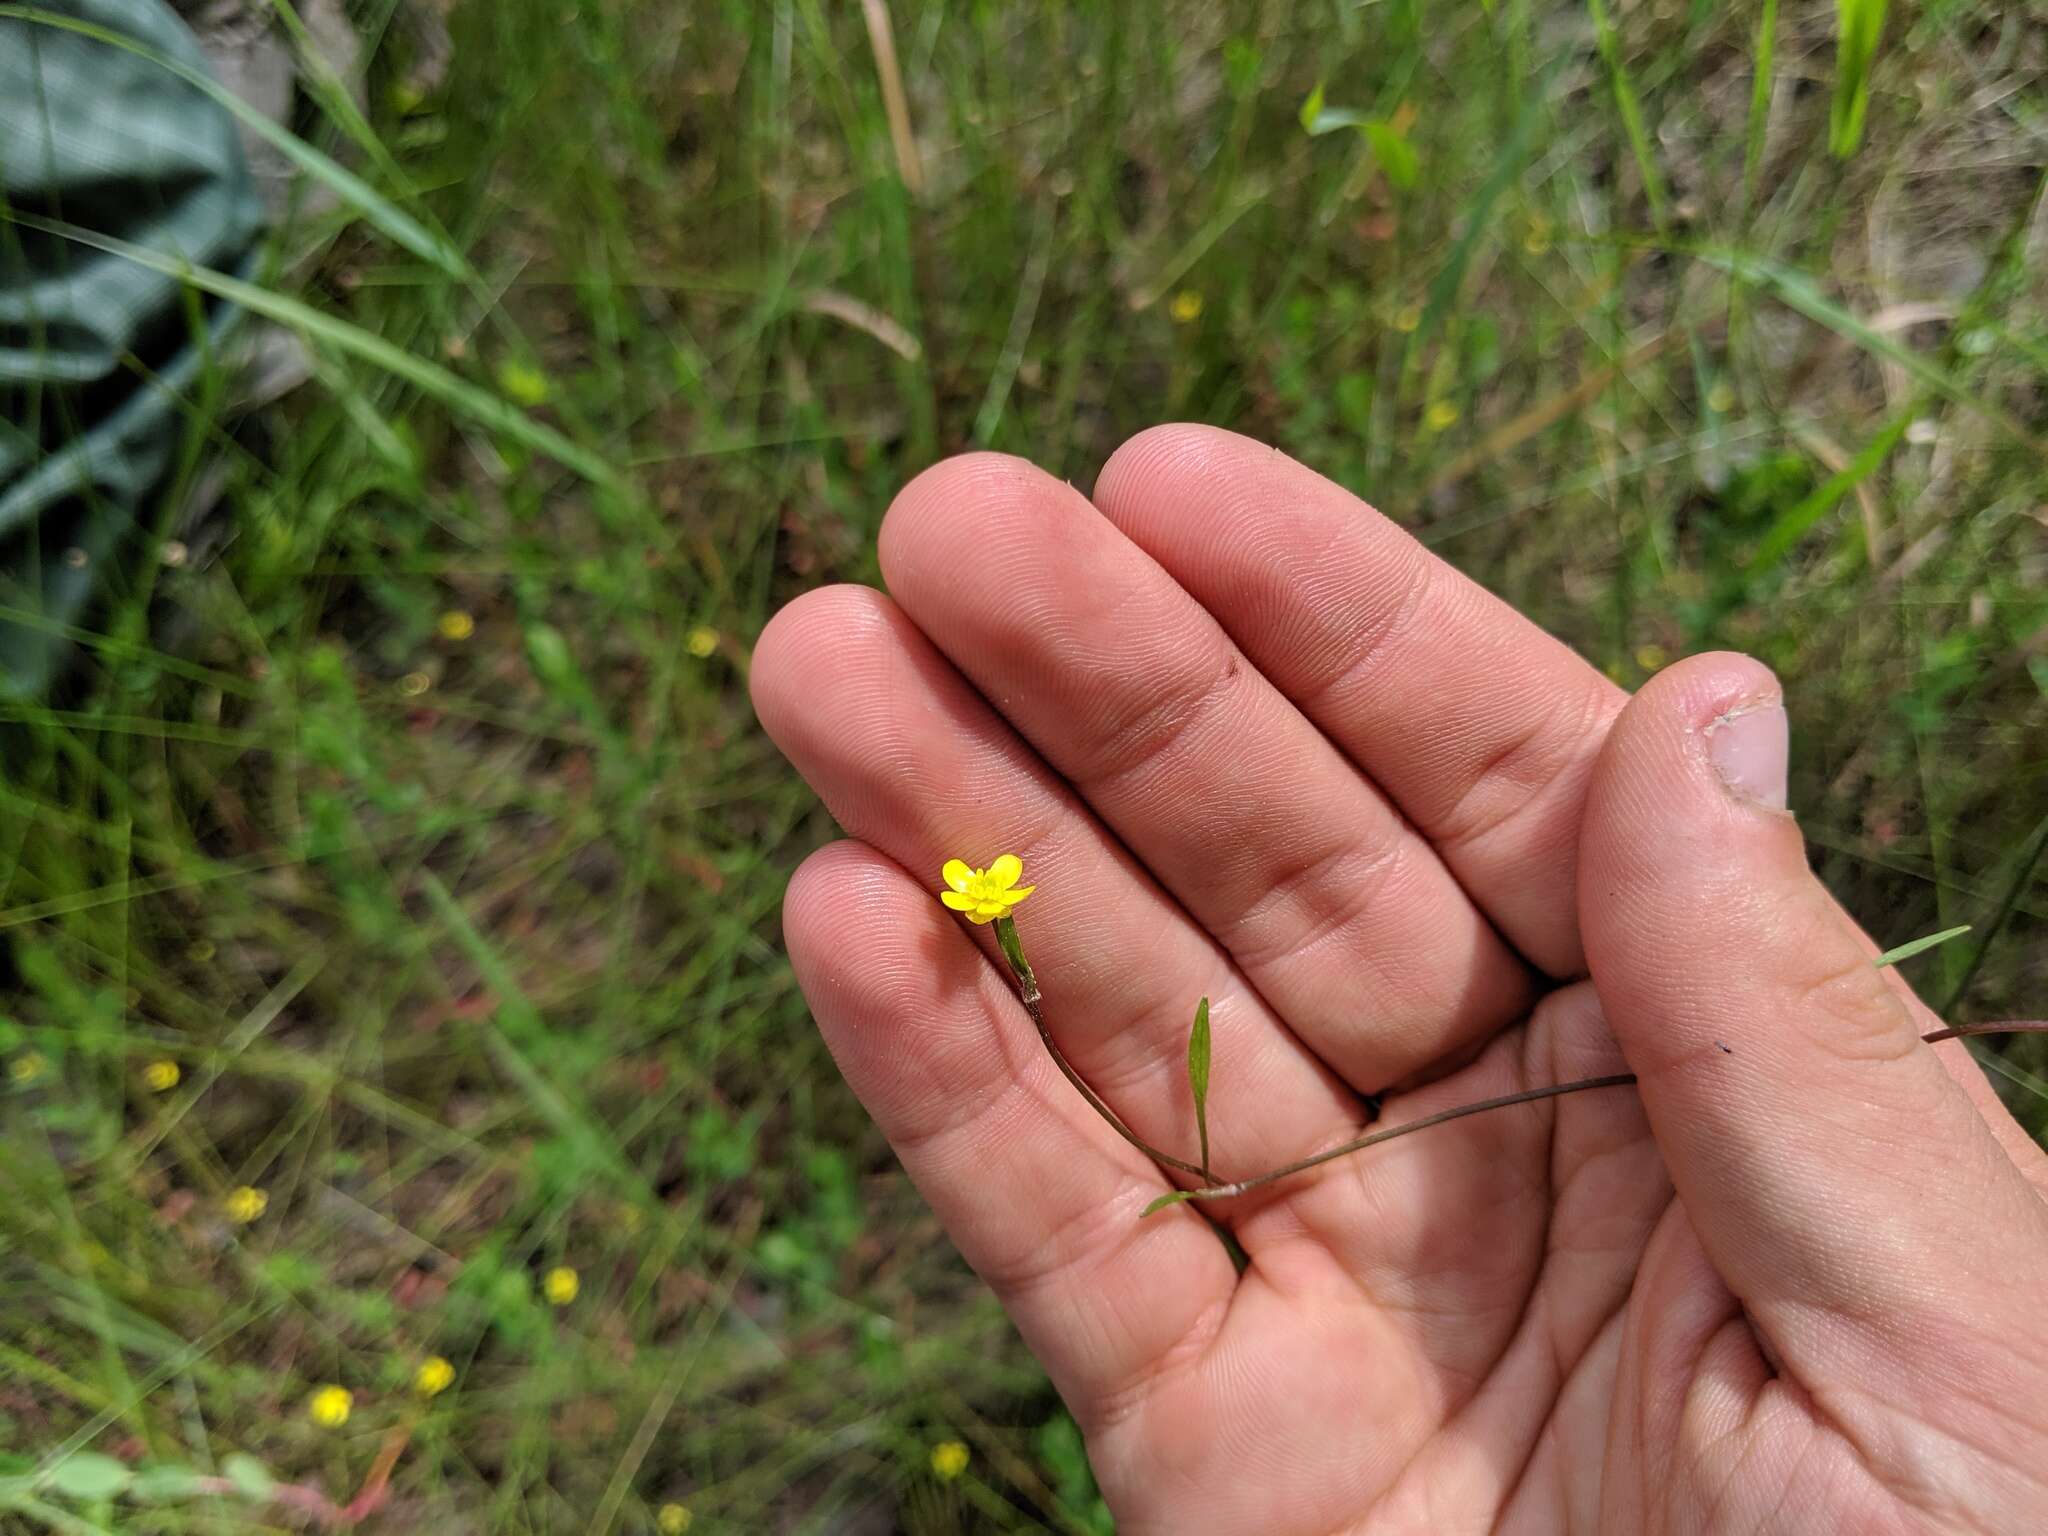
1706 698 1788 811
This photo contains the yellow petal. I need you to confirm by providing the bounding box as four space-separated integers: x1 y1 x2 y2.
942 859 973 893
940 890 976 912
967 908 998 925
1004 885 1034 904
988 854 1023 891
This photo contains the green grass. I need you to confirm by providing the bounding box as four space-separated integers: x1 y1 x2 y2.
4 0 2046 1529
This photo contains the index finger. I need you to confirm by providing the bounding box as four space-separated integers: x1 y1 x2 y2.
1094 426 1625 977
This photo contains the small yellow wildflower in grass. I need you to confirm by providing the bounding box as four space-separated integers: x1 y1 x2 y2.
685 625 719 659
1522 215 1553 256
1706 381 1737 414
187 938 216 963
1392 301 1422 333
1634 644 1670 673
1169 289 1204 323
938 856 1035 925
398 670 433 698
1424 399 1460 432
224 1186 269 1224
543 1266 580 1306
9 1052 46 1085
143 1060 181 1092
436 610 476 642
496 359 550 407
657 1504 693 1534
308 1385 353 1428
929 1440 970 1480
414 1356 455 1397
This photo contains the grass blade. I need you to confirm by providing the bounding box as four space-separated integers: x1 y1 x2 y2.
1748 409 1910 571
1687 244 2042 450
1742 0 1778 213
1830 0 1888 159
4 212 620 489
1587 0 1669 227
0 4 474 283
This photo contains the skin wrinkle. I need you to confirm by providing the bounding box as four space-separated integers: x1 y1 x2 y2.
1227 828 1418 978
1807 1365 2048 1521
1431 681 1614 869
1055 617 1246 791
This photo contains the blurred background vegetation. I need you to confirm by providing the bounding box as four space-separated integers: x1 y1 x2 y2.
3 0 2045 1529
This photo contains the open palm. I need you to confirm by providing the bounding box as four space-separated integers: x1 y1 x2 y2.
753 427 2048 1534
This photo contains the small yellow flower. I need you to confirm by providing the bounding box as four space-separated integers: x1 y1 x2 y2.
187 938 216 963
144 1060 181 1092
1424 399 1460 431
308 1385 353 1428
414 1356 455 1397
1169 289 1204 324
1706 381 1736 414
1392 301 1422 333
224 1186 269 1224
543 1266 580 1306
685 626 719 659
398 671 433 698
929 1440 969 1480
657 1505 693 1534
1634 643 1670 672
938 855 1035 926
9 1051 46 1085
1522 215 1553 256
437 610 476 642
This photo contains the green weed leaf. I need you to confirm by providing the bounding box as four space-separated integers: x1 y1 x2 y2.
1141 1191 1196 1218
129 1466 205 1502
1186 996 1212 1178
1297 89 1418 190
221 1453 273 1502
46 1453 130 1500
1298 82 1328 134
1874 925 1970 969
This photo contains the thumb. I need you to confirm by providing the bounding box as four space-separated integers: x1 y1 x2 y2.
1578 653 2048 1383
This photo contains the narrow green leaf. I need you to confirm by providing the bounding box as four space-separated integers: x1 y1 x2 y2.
1298 82 1326 133
1141 1191 1196 1218
2 213 621 491
1186 996 1212 1178
1747 410 1910 571
1830 0 1888 160
128 1467 204 1502
0 6 473 282
1688 245 2039 448
45 1455 130 1500
1742 0 1778 212
1587 0 1670 226
1874 925 1971 969
221 1454 273 1502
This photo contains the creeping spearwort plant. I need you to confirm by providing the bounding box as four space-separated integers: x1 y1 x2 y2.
939 857 2048 1219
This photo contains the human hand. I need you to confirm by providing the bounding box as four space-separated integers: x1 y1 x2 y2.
752 427 2048 1534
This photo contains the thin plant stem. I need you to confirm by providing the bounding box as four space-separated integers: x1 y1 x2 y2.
989 913 2048 1206
993 916 1207 1180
